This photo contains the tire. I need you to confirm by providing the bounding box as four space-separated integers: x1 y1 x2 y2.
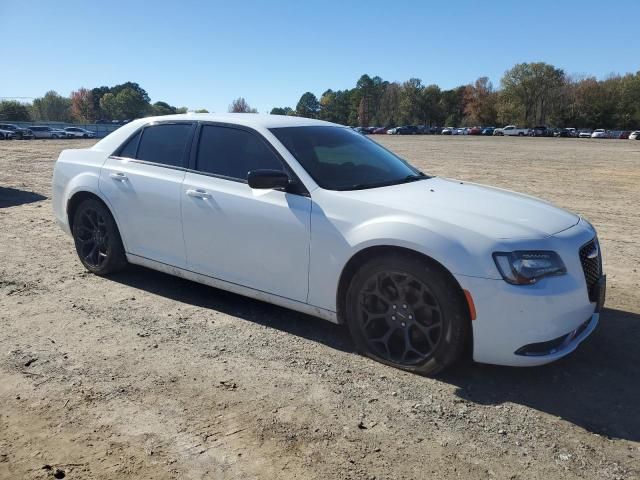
83 134 88 138
345 253 470 376
72 198 127 275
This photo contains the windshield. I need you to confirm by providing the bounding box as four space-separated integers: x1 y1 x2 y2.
270 126 426 191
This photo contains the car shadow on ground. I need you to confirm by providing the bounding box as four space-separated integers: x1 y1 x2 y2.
441 307 640 442
109 266 639 442
0 186 46 208
109 265 355 354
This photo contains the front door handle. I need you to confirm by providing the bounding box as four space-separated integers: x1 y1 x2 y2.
186 189 212 199
109 172 127 182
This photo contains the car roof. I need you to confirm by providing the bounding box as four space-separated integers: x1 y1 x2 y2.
141 113 338 129
92 113 344 153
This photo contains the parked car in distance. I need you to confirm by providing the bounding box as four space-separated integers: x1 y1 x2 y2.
354 127 369 135
481 127 495 136
591 129 607 138
629 131 640 140
0 128 15 140
578 129 593 138
530 126 553 137
502 125 530 136
64 127 96 138
0 123 34 139
51 128 70 138
555 128 576 138
396 125 419 135
468 126 482 135
493 128 504 136
30 126 60 138
52 113 605 376
617 131 631 139
386 127 398 135
441 127 453 135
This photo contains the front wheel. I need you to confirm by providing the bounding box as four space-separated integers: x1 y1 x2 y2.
72 198 127 275
345 254 470 376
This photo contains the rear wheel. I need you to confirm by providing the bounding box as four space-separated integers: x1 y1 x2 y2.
345 253 469 376
72 198 127 275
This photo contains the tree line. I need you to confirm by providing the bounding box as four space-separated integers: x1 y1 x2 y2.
1 62 639 129
271 63 640 130
0 82 209 123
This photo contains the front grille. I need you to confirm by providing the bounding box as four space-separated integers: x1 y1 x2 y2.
579 238 601 302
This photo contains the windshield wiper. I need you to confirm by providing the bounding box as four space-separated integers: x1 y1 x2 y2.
336 173 429 191
402 173 427 183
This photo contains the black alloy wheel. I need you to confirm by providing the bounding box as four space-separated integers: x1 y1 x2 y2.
356 270 443 365
346 253 470 376
72 199 127 275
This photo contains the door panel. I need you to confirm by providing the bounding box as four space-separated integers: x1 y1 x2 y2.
100 158 186 267
182 172 311 302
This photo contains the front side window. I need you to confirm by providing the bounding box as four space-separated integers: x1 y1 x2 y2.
196 125 283 180
136 123 192 167
270 126 424 191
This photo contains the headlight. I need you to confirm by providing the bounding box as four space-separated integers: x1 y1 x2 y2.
493 251 566 285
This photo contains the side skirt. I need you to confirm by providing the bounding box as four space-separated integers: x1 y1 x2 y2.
126 253 339 324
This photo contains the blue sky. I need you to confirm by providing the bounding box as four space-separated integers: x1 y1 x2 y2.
1 0 637 113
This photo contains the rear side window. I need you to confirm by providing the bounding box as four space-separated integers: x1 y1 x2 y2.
196 125 283 180
136 123 192 167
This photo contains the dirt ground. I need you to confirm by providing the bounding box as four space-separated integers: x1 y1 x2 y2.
1 136 639 480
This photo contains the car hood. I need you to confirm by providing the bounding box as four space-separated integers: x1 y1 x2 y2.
336 177 579 240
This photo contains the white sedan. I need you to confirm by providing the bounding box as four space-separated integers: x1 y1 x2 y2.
64 127 96 138
591 129 607 138
52 114 604 375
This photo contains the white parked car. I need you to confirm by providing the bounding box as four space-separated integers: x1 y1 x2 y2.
591 129 607 138
578 130 593 138
30 126 57 138
51 128 70 138
52 114 605 375
501 125 530 136
64 127 96 138
629 131 640 140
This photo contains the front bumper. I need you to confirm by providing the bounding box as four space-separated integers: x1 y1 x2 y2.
455 221 603 367
513 313 598 359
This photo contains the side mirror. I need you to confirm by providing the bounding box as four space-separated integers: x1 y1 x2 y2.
247 169 290 190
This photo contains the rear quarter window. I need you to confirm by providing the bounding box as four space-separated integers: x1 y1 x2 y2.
117 131 142 158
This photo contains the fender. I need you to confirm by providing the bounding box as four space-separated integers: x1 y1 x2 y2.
307 210 500 312
54 150 128 253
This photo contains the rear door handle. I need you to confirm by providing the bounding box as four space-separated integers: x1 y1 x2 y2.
186 189 212 199
109 172 127 182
